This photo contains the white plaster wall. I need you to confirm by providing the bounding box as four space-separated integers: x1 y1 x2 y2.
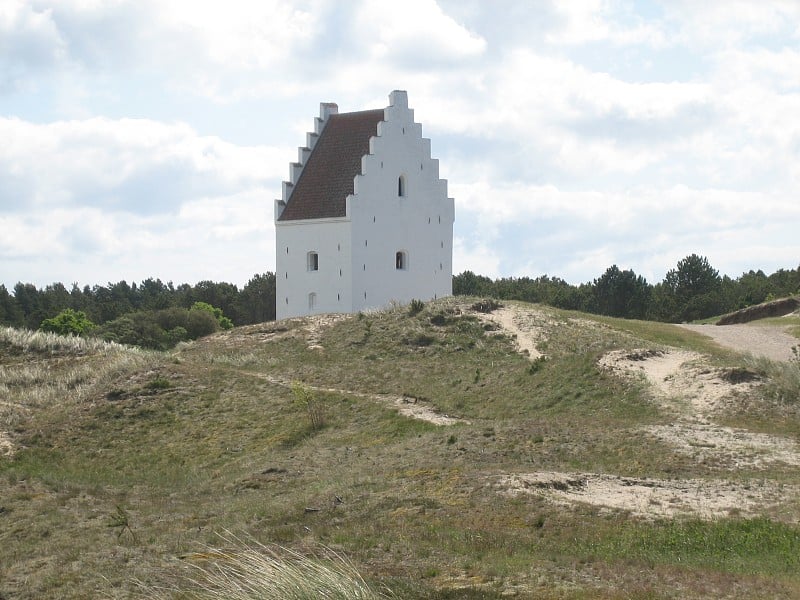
275 218 352 319
349 91 454 312
274 90 454 319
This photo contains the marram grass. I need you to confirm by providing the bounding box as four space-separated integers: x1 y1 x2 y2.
144 535 390 600
0 326 134 354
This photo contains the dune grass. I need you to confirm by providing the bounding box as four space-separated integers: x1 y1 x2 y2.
143 535 389 600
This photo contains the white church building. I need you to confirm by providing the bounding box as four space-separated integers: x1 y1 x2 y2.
274 90 455 320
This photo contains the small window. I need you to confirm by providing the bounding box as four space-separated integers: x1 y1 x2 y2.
398 175 406 197
396 251 407 270
308 293 317 310
307 251 319 271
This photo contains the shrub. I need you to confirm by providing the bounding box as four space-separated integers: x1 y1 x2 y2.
408 299 425 316
39 308 95 336
97 307 220 350
528 356 547 374
186 309 220 340
292 382 326 430
191 301 234 330
471 299 502 313
429 313 447 326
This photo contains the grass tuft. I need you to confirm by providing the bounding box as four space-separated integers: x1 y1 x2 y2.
0 326 139 355
145 534 390 599
743 354 800 405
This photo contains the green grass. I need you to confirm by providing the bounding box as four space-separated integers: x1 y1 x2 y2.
581 517 800 575
2 299 800 599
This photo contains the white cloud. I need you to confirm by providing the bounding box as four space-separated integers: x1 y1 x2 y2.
0 0 64 90
452 177 800 283
666 1 800 49
358 0 486 66
453 237 501 279
155 0 319 70
0 116 285 213
545 0 666 47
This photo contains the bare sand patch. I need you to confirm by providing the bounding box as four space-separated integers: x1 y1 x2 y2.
598 347 800 469
0 430 13 456
678 323 799 362
302 313 351 350
497 471 799 521
476 305 549 360
646 422 800 468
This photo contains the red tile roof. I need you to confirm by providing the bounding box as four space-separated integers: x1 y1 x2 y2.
278 109 385 221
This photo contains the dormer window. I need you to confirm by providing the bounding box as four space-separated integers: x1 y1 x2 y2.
398 175 406 197
307 251 319 271
396 251 408 270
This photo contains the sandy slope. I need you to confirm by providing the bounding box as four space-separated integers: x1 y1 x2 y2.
487 304 800 520
678 322 798 362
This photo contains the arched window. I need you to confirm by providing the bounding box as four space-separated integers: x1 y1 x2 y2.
398 175 406 197
308 293 317 310
307 251 319 271
396 251 408 270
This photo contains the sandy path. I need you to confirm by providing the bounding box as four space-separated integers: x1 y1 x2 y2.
505 345 800 519
241 371 468 426
496 304 800 520
678 323 798 362
477 305 548 360
498 471 799 521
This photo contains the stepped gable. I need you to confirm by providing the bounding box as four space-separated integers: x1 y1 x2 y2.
278 108 384 221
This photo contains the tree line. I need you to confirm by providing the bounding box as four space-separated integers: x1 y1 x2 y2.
0 274 276 349
1 255 798 344
454 254 800 323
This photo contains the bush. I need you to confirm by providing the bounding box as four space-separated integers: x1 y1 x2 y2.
408 299 425 316
471 299 502 314
292 382 326 430
186 309 220 340
39 309 95 336
97 307 222 350
191 301 234 330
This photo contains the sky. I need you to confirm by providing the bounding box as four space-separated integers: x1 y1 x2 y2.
2 0 799 290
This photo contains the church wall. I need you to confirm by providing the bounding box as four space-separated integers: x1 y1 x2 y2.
349 91 454 312
275 218 352 319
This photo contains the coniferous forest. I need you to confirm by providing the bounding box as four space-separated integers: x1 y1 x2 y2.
1 256 798 349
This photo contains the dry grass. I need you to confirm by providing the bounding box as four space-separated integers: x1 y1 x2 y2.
143 534 389 599
0 328 157 455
